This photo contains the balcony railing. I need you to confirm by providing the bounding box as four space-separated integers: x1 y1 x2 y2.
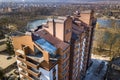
16 52 25 58
19 63 41 78
27 68 41 77
26 58 40 69
17 56 38 69
29 74 40 80
19 71 33 80
17 56 26 63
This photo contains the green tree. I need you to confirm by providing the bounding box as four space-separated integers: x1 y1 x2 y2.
113 38 120 57
0 17 10 28
6 36 15 55
0 67 3 79
95 30 106 52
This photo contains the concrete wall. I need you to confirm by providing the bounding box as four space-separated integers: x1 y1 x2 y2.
64 17 72 43
44 16 72 43
39 64 58 80
44 21 54 36
12 35 34 54
55 23 64 41
80 13 91 25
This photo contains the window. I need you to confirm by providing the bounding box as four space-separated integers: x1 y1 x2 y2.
63 61 67 69
75 44 78 48
65 29 71 34
67 40 71 43
53 67 56 79
62 69 67 76
74 50 78 55
63 76 67 80
53 67 56 73
74 57 79 63
53 77 56 80
62 53 67 59
62 50 69 59
34 46 43 57
75 43 80 49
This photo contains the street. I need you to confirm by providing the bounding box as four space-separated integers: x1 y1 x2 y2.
84 59 108 80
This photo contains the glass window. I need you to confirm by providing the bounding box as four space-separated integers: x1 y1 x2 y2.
62 69 67 76
63 61 67 69
62 53 67 59
65 29 71 34
53 67 56 73
62 50 69 59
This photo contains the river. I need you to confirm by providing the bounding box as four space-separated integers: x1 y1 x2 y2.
97 18 120 28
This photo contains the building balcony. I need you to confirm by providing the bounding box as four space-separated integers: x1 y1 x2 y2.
16 51 26 58
21 77 27 80
29 74 40 80
17 55 39 70
27 67 41 78
19 71 33 80
17 53 41 69
19 63 41 78
26 57 40 69
17 55 26 63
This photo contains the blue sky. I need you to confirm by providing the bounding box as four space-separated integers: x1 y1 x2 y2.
0 0 119 2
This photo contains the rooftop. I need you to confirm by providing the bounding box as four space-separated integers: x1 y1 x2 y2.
48 16 69 23
81 10 92 14
0 52 16 70
33 29 69 51
27 19 47 31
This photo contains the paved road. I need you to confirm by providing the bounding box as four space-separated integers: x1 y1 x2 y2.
84 59 107 80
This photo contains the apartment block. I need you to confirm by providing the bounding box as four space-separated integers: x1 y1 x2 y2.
12 10 96 80
69 10 96 80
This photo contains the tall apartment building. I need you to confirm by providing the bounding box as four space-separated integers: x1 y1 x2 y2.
12 10 96 80
69 10 96 80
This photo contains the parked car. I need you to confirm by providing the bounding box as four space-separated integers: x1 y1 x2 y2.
6 56 12 60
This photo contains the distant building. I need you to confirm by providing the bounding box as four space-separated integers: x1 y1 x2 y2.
12 10 96 80
109 10 120 19
3 7 12 13
106 57 120 80
0 39 6 52
0 52 16 75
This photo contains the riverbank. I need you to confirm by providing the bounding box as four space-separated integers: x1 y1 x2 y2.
92 54 110 61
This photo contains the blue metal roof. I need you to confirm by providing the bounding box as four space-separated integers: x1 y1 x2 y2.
35 38 57 55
